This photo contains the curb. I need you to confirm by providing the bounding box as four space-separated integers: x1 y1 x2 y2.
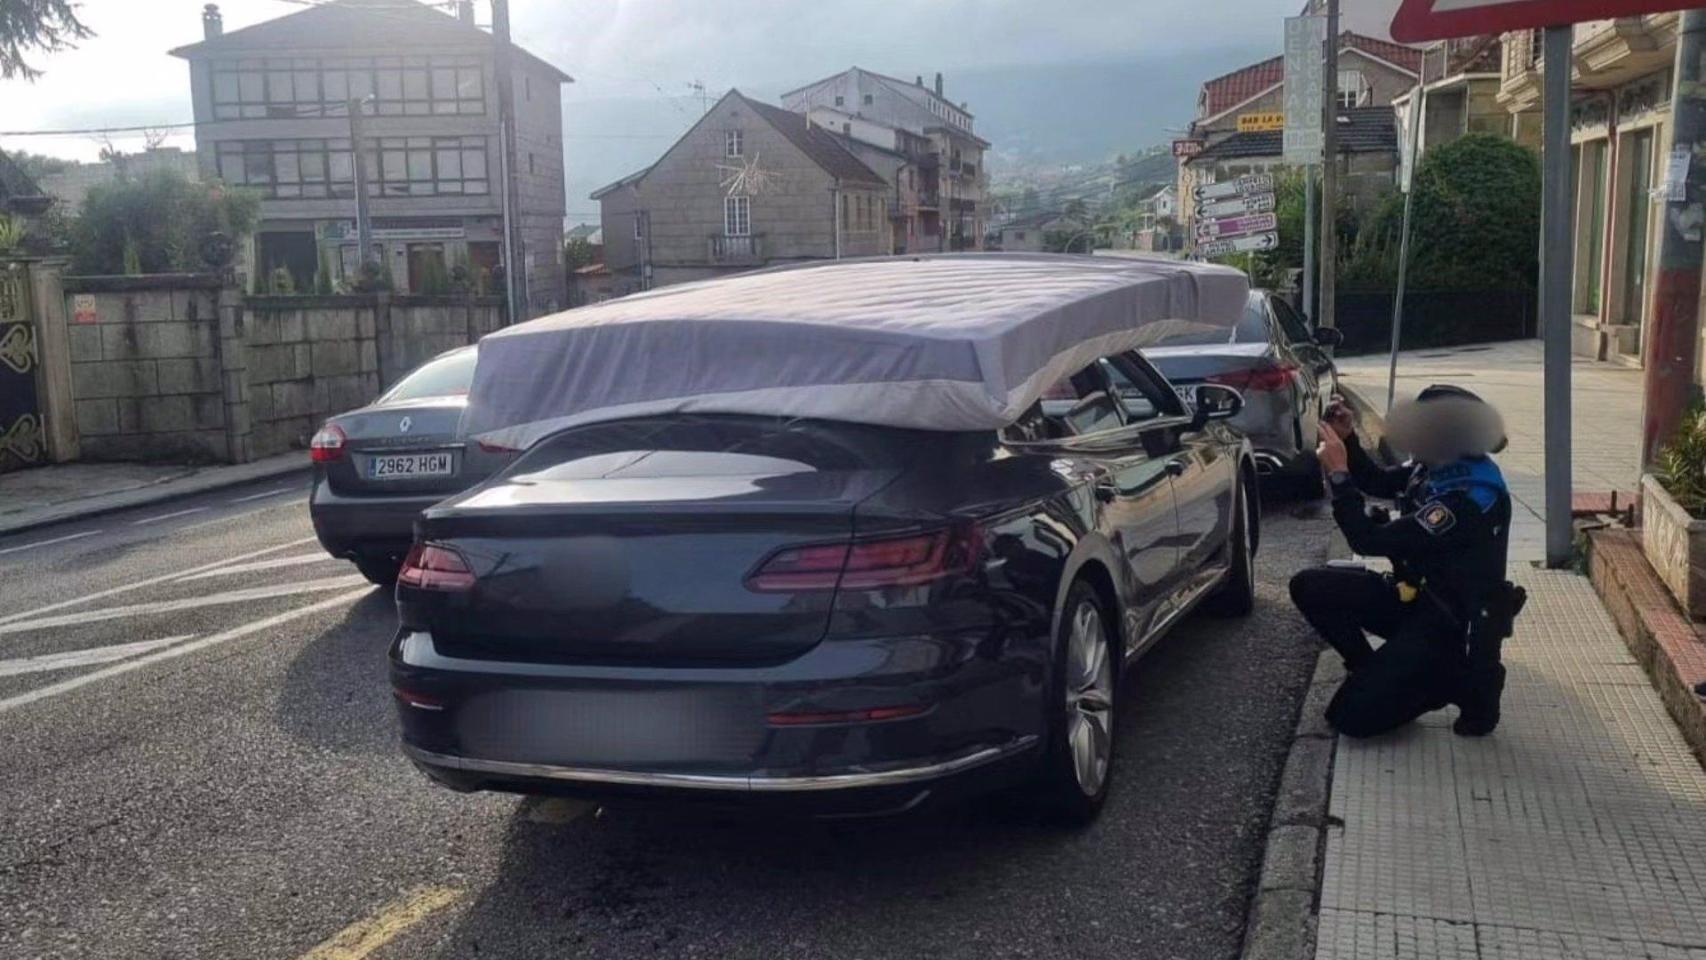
0 456 308 538
1241 649 1343 960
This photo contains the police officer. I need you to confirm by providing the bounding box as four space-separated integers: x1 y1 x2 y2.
1289 385 1521 738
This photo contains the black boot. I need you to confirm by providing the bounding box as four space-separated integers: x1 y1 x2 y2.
1453 663 1505 737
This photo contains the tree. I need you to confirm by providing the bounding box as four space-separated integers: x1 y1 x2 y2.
70 169 259 275
1351 133 1541 291
8 150 71 181
1 0 93 80
563 237 598 270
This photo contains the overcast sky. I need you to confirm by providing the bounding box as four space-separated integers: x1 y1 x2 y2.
0 0 1351 157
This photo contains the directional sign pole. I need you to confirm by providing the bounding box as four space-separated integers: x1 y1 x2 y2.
1387 83 1425 414
1541 24 1576 569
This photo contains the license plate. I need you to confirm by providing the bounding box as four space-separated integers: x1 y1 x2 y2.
368 452 453 480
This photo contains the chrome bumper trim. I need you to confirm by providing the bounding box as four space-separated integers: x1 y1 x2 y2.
402 736 1039 793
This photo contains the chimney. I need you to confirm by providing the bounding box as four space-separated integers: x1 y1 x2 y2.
934 72 943 97
456 0 474 23
916 75 923 86
201 3 223 39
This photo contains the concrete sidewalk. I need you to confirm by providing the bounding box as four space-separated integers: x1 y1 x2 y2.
0 454 305 536
1314 563 1706 959
1335 340 1643 562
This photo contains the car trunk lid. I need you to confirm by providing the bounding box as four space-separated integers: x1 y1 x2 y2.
408 417 917 665
322 398 478 496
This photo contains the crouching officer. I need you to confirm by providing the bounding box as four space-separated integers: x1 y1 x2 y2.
1289 385 1525 738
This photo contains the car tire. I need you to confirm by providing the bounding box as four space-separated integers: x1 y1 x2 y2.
353 555 401 586
1033 580 1118 826
1206 480 1256 617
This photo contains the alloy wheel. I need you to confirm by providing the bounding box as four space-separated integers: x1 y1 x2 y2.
1064 599 1114 796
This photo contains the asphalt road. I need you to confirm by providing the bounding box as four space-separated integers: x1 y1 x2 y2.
0 476 1333 960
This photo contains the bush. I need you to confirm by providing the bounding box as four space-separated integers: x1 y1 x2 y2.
1655 406 1706 516
70 170 259 275
416 254 450 295
1351 133 1539 292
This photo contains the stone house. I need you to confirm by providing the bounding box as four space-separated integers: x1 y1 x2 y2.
169 0 570 316
781 68 990 252
592 90 891 292
1497 15 1681 368
1178 33 1420 230
997 211 1080 253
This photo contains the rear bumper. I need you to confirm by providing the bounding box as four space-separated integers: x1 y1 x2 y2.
309 480 449 558
390 626 1050 813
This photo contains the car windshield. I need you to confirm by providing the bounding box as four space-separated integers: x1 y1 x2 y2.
1149 299 1269 348
381 350 477 403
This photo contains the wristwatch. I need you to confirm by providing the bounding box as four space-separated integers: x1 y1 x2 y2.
1328 470 1352 488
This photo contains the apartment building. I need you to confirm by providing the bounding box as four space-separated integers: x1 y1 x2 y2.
1498 15 1680 367
170 0 570 314
781 68 990 252
592 90 891 292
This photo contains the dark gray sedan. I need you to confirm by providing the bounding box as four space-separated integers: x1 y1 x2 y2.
309 346 516 584
1143 290 1341 492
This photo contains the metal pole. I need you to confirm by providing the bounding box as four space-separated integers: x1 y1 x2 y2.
492 0 527 323
1541 24 1577 569
1641 9 1706 470
1303 167 1316 320
1387 84 1425 414
348 98 373 271
1318 0 1339 330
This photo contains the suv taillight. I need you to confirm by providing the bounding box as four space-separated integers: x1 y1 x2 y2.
746 527 980 593
398 542 475 592
309 423 347 462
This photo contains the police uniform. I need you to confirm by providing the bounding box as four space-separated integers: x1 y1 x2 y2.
1289 422 1515 739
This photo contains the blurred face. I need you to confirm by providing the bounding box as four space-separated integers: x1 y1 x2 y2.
1387 397 1505 468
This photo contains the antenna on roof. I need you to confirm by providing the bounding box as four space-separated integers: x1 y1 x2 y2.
688 80 709 114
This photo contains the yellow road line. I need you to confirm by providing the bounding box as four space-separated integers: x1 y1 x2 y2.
298 885 464 960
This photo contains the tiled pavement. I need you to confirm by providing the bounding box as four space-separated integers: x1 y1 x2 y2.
1314 567 1706 960
1334 340 1643 563
1312 343 1706 959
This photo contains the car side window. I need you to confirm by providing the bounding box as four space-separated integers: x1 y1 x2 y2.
1002 364 1124 443
1270 296 1313 345
1099 353 1182 424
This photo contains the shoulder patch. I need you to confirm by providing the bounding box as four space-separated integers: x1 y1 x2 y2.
1417 501 1457 536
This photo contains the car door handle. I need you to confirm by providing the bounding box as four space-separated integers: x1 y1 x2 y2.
1165 458 1188 477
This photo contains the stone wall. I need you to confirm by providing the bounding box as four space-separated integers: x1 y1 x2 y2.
64 275 228 462
56 276 504 464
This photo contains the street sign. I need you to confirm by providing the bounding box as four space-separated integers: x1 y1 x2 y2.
1196 212 1278 241
1172 139 1206 159
1283 15 1326 164
1391 0 1692 42
1193 174 1274 203
1237 112 1285 133
1198 232 1280 257
1199 193 1276 219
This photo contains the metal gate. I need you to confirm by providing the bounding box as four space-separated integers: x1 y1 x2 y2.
0 263 44 472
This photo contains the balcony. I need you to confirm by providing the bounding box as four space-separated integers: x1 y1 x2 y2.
917 189 940 209
1500 15 1679 112
708 234 764 264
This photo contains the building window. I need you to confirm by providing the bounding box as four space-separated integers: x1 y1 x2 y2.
210 55 485 120
725 130 743 158
724 195 750 237
1337 70 1370 108
633 213 645 239
834 95 845 106
1013 231 1026 241
862 93 873 106
840 194 849 230
215 136 489 199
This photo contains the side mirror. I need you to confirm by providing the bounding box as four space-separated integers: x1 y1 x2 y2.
1312 327 1345 348
1191 383 1245 427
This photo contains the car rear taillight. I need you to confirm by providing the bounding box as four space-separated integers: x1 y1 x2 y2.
309 423 347 462
1208 363 1298 393
398 542 475 592
746 527 981 593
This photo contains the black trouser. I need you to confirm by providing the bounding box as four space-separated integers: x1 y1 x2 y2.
1289 566 1464 738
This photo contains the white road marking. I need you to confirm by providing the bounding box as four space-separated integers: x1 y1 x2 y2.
172 552 337 582
0 530 101 556
0 588 372 714
0 634 195 677
0 535 319 627
0 574 368 638
174 499 309 536
130 507 209 526
230 487 295 503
